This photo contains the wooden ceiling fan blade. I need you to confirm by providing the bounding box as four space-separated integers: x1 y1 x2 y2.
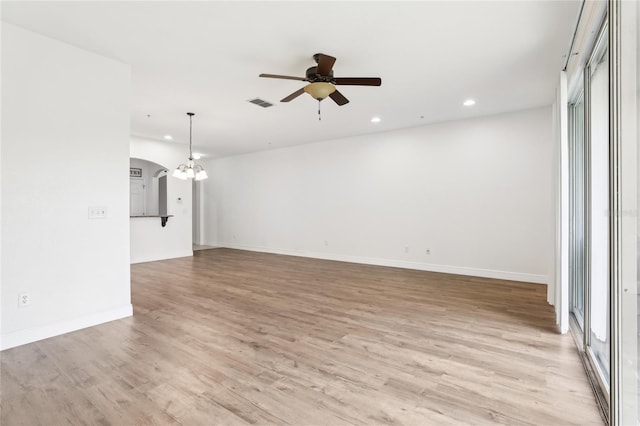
315 54 336 76
281 88 305 102
333 77 382 86
259 73 306 81
329 90 349 106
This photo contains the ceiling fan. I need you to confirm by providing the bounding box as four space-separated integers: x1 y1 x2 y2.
259 53 382 107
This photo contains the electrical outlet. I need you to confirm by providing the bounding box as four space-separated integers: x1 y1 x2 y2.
324 240 329 246
404 246 409 253
18 293 31 307
425 249 431 255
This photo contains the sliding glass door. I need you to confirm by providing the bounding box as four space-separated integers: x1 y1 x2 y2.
568 22 610 409
569 2 640 423
586 29 610 388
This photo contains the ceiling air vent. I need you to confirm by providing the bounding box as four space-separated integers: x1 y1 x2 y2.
248 98 274 108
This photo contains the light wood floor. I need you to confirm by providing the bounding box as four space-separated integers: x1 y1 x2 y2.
1 248 603 425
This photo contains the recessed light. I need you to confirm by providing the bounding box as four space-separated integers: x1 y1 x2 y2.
163 135 173 140
371 116 381 123
463 99 476 107
192 153 202 160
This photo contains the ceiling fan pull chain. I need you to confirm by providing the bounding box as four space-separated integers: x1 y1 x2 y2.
318 100 321 121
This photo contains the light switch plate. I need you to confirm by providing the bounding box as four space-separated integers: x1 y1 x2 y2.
88 206 107 219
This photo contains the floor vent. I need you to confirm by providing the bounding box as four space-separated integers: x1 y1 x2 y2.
248 98 274 108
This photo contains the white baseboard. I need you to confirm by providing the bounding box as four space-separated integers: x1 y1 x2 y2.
197 243 221 249
201 241 219 248
218 243 548 285
130 250 193 264
0 304 133 351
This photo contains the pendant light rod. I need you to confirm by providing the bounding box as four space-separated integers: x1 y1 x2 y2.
187 112 194 160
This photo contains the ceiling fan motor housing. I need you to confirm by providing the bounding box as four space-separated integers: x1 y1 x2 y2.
306 66 334 82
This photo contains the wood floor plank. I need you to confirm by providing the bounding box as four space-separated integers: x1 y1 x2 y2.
1 248 602 425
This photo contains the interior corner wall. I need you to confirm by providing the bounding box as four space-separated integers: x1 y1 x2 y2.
551 71 569 333
204 107 554 285
1 23 132 350
129 136 193 263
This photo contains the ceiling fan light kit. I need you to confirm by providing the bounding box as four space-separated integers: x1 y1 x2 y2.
173 112 208 181
304 82 336 101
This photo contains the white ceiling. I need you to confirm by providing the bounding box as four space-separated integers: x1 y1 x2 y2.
2 1 580 159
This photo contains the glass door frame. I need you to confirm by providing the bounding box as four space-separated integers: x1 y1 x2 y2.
569 89 586 331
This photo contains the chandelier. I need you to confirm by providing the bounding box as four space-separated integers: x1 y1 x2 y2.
173 112 207 181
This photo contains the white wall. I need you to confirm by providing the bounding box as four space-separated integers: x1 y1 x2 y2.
1 24 132 350
619 1 639 420
130 136 193 263
204 107 553 284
